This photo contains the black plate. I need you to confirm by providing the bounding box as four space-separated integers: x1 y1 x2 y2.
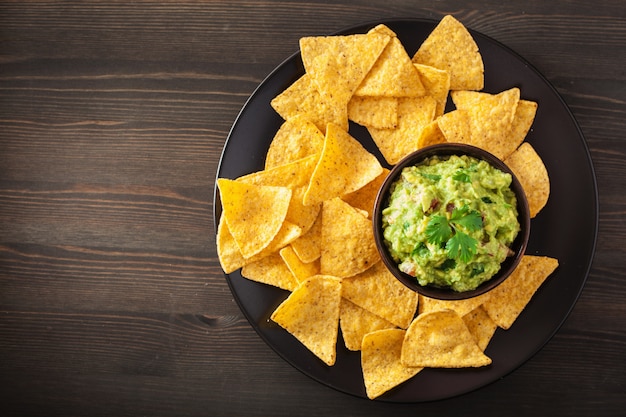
213 18 598 402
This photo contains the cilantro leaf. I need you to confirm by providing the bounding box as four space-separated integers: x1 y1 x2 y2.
450 205 483 232
452 170 471 183
446 231 478 263
425 215 452 245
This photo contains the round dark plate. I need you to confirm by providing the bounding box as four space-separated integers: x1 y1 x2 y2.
213 18 598 402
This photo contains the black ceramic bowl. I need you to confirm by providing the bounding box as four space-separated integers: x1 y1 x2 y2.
373 143 531 300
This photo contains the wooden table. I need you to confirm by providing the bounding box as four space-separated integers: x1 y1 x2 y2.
1 2 624 416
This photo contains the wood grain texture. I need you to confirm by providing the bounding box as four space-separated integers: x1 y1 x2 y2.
1 1 625 416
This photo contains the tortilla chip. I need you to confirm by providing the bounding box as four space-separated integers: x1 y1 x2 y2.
367 96 437 164
342 261 418 329
320 197 380 278
303 123 383 206
401 309 492 368
339 298 395 351
300 31 390 100
270 275 342 365
414 63 451 117
341 168 390 218
241 252 299 291
348 96 398 129
216 215 303 274
412 15 484 91
238 154 318 189
355 34 425 97
270 74 348 132
416 119 447 149
289 211 322 263
361 329 422 400
436 109 472 144
450 88 520 159
279 245 319 283
506 99 538 159
481 255 559 329
264 115 325 169
217 178 292 258
418 293 490 318
462 306 498 351
504 142 550 217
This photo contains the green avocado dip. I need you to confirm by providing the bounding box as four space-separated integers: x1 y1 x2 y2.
381 154 520 292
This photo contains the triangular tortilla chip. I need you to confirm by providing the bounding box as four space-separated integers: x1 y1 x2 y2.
270 74 348 132
505 99 538 159
217 178 292 258
414 63 451 117
238 154 318 189
437 109 472 143
355 33 425 97
339 298 395 351
401 309 492 368
348 96 398 129
504 142 550 218
320 198 380 278
264 115 325 169
303 123 383 206
412 15 484 91
216 215 302 274
361 329 422 400
279 245 319 283
450 88 521 159
270 276 342 365
481 255 558 329
418 292 490 318
289 211 322 263
416 119 447 149
367 96 437 164
300 32 391 108
342 261 418 329
341 168 390 218
462 306 498 351
241 251 299 291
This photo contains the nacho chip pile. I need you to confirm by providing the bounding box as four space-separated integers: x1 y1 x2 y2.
217 15 558 400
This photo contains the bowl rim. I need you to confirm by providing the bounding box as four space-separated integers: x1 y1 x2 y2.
373 142 531 300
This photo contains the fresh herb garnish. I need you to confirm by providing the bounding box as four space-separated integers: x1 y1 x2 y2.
452 170 471 183
425 205 483 263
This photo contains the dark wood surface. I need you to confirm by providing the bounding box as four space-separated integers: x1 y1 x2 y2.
1 1 624 416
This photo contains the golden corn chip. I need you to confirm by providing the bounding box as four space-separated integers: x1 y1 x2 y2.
236 160 321 235
270 74 348 132
216 215 303 274
264 115 325 169
361 329 422 400
462 306 498 351
413 63 451 117
505 99 538 159
354 34 425 97
320 197 380 278
270 275 342 366
300 32 391 108
367 96 437 165
504 142 550 217
279 245 319 283
416 119 447 149
450 88 520 159
401 309 492 368
435 109 472 144
341 168 390 218
217 178 292 258
303 123 383 206
482 255 559 329
238 153 318 189
342 261 418 329
339 299 395 351
412 15 484 91
241 251 299 291
418 292 489 318
348 96 398 129
289 211 322 263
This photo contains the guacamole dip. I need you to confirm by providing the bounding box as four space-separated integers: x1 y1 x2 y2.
381 154 520 292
